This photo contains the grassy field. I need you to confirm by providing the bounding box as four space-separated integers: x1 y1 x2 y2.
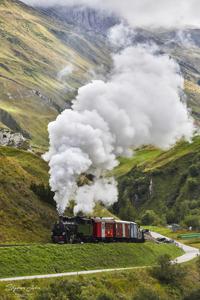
0 255 199 300
0 242 183 278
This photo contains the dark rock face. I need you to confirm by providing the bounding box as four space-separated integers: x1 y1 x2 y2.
38 5 119 35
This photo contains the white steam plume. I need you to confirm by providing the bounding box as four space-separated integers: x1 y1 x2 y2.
74 178 118 215
44 44 194 215
108 23 135 49
23 0 200 29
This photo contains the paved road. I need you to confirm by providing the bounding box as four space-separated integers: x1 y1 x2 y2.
0 232 199 282
0 266 149 282
150 231 199 263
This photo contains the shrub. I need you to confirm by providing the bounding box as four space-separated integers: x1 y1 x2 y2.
132 287 161 300
151 254 186 285
183 289 200 300
97 292 114 300
141 210 161 225
189 164 199 177
187 178 199 192
35 281 83 300
30 183 55 207
166 210 176 224
183 215 200 229
189 200 200 209
196 256 200 276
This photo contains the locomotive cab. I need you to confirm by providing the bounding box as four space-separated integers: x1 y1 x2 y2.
51 219 66 243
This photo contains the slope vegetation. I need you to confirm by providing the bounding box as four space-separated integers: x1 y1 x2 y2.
0 0 110 148
0 146 56 243
0 242 183 278
114 136 200 224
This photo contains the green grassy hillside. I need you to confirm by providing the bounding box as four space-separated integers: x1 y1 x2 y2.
0 145 117 244
0 242 183 278
1 259 199 300
114 136 200 225
0 146 57 243
0 0 110 148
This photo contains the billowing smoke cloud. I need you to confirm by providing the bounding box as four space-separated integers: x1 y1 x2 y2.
44 44 194 215
23 0 200 28
108 23 135 49
74 178 118 215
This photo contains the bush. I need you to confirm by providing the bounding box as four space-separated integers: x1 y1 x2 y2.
141 210 161 225
196 256 200 276
97 292 114 300
189 200 200 209
183 215 200 229
132 287 161 300
166 210 177 224
151 254 186 285
189 164 199 177
35 280 83 300
184 289 200 300
187 178 199 191
30 183 55 207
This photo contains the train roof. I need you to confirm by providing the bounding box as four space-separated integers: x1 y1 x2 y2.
60 216 137 225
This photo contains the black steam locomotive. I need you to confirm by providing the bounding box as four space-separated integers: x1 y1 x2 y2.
52 216 145 244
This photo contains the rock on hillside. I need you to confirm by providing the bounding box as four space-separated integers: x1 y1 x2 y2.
38 5 118 35
0 128 29 149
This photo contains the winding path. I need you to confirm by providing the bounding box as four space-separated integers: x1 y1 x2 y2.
0 232 199 282
150 231 199 264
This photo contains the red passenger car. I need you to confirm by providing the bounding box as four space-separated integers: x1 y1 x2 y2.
93 218 115 241
114 221 130 240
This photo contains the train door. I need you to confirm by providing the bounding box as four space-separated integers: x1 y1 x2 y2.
101 222 105 238
122 223 126 238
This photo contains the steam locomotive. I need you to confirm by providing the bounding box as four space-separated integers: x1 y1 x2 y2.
52 216 145 244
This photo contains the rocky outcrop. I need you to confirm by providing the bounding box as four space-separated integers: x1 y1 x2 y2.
39 6 118 35
0 129 29 149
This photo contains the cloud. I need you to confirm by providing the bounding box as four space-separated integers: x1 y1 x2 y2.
44 45 194 214
23 0 200 28
108 23 135 49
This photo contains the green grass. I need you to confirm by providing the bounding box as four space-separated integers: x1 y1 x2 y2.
0 146 56 244
143 226 200 249
0 256 199 300
142 226 179 239
0 242 183 278
112 147 162 177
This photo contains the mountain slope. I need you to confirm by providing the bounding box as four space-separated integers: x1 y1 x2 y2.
0 145 116 244
114 136 200 224
0 146 56 243
0 0 111 149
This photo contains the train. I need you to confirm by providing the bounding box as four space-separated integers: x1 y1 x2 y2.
52 216 145 244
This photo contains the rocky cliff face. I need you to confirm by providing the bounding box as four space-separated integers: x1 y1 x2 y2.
38 6 118 35
0 129 29 149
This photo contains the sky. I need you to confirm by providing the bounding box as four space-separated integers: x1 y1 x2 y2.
22 0 200 28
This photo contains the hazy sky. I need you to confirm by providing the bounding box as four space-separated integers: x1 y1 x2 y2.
22 0 200 28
